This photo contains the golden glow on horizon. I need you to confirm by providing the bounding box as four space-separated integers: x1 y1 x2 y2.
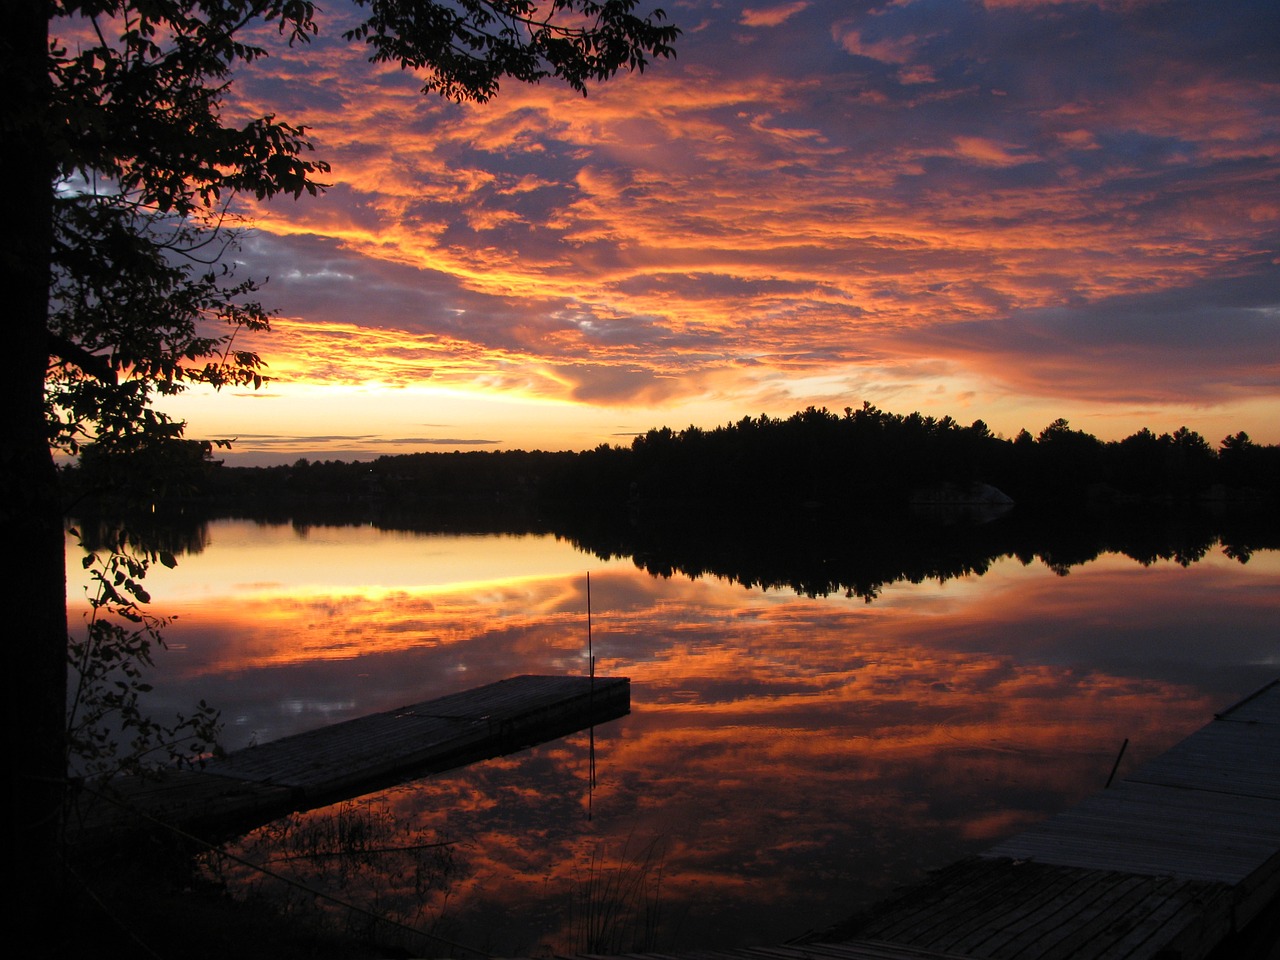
154 356 1280 462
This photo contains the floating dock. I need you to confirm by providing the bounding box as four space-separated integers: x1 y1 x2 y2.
68 674 629 851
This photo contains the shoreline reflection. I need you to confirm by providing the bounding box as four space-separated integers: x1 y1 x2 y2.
66 520 1279 952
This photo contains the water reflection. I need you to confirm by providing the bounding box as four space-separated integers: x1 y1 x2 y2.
66 522 1279 953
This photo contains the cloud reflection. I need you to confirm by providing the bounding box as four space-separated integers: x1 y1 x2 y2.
75 522 1280 952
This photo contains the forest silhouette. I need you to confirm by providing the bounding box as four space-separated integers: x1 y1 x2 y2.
67 403 1280 603
82 402 1278 512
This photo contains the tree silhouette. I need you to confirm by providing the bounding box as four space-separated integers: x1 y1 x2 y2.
2 0 677 896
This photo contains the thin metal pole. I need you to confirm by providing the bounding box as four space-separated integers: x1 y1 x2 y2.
587 572 597 817
1105 737 1129 788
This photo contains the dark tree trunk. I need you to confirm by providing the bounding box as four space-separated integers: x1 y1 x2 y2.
2 0 66 896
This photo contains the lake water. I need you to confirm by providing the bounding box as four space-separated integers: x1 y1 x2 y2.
67 519 1280 954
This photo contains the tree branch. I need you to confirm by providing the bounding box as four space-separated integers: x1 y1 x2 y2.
48 332 118 385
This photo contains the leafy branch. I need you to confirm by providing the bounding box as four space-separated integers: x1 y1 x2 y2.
66 527 221 781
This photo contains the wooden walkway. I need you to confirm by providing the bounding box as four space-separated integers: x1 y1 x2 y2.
67 674 629 852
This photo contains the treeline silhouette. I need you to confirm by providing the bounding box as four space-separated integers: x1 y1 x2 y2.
139 403 1278 514
64 403 1280 601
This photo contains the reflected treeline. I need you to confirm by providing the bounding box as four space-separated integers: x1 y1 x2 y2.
69 509 214 559
67 500 555 556
554 502 1279 600
67 497 1279 603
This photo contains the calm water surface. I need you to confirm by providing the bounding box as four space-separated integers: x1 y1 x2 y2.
68 520 1280 953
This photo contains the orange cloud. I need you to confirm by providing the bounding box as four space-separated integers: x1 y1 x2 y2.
740 3 811 29
135 0 1278 454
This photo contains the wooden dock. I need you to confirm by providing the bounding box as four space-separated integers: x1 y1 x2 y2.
67 674 629 852
66 677 1280 958
557 680 1279 960
798 678 1280 959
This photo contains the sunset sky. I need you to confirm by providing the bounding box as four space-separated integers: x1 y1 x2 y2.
144 0 1278 463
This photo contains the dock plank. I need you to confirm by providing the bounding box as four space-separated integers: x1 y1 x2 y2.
981 678 1280 937
985 780 1280 882
792 678 1280 960
209 674 630 795
69 675 628 850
